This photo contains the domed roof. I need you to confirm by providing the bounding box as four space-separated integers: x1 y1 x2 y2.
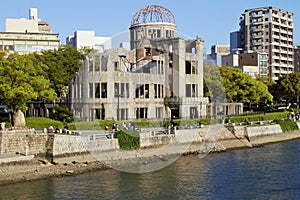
130 5 175 27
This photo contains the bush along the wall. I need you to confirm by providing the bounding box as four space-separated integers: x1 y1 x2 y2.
274 119 299 132
117 130 140 150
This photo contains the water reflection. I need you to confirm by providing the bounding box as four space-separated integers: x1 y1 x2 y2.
1 140 300 199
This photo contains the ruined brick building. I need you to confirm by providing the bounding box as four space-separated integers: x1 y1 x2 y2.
70 5 209 121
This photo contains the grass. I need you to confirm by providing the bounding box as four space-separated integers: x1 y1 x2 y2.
274 119 299 132
26 117 63 130
229 112 289 123
19 111 297 132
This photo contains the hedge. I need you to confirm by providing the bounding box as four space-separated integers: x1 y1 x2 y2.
117 130 140 150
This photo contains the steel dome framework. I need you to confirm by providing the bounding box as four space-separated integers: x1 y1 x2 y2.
130 5 175 27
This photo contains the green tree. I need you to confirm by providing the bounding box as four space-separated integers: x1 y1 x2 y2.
35 45 83 97
219 66 272 103
0 52 56 125
276 72 300 106
203 63 226 102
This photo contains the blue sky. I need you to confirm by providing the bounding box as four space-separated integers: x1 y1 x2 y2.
0 0 299 52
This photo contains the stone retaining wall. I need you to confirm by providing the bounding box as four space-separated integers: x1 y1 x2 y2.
1 122 299 163
50 134 119 157
246 124 282 138
227 124 283 138
0 129 47 155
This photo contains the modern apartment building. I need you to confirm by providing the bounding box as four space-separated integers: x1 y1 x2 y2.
66 30 112 53
222 51 268 78
294 46 300 73
232 6 294 81
70 5 209 121
0 8 60 54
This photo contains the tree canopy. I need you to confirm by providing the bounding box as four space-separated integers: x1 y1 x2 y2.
34 45 83 97
204 64 273 103
275 72 300 103
0 52 56 112
203 63 226 102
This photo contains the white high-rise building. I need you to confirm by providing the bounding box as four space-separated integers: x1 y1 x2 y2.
66 30 112 53
238 6 294 81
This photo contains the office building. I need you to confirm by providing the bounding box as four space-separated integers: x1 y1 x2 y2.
222 51 268 78
206 44 230 66
0 8 60 54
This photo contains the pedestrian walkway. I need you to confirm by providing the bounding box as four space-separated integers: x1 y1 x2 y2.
0 154 34 164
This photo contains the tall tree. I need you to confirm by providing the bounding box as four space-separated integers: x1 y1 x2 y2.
276 72 300 106
0 52 56 125
204 64 273 103
203 63 226 102
35 45 83 97
219 66 272 103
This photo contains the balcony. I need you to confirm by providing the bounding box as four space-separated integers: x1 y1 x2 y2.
272 55 280 60
280 56 288 61
272 69 280 74
272 40 280 46
272 28 280 33
281 49 288 54
252 20 263 25
252 34 263 39
280 36 287 41
164 97 182 107
287 17 293 22
281 29 288 34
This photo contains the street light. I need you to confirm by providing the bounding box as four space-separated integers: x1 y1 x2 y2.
115 93 123 121
200 101 203 118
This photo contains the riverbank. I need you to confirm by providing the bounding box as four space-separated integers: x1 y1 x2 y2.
0 157 108 186
1 128 300 185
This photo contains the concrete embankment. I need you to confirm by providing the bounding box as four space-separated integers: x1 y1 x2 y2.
0 122 300 184
50 122 300 164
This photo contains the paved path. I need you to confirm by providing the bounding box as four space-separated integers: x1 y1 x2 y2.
0 154 34 164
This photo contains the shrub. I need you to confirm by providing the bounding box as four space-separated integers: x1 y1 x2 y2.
117 130 140 150
274 119 299 132
50 106 74 123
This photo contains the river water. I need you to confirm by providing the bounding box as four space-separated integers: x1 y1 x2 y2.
1 140 300 200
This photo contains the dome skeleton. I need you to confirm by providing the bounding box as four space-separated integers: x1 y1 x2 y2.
130 5 175 27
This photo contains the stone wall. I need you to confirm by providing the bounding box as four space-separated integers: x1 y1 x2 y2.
226 124 284 139
0 123 298 162
0 129 48 155
50 134 119 157
246 124 282 138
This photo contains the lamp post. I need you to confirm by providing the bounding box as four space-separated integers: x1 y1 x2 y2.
115 93 124 121
200 101 203 118
115 94 121 121
262 96 268 115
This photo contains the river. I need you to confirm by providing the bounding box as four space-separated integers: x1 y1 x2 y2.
1 140 300 199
